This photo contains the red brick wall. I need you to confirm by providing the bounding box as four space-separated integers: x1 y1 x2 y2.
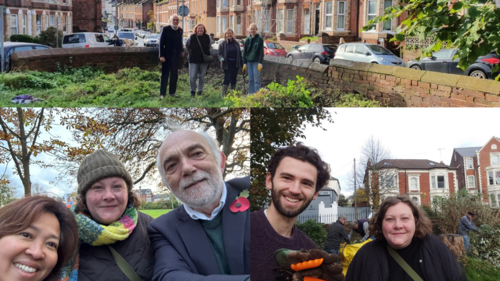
73 0 102 32
448 172 455 193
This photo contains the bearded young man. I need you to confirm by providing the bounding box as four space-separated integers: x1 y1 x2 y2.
250 143 331 281
148 130 250 281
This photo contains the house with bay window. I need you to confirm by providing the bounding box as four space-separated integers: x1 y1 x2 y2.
133 187 155 203
451 137 500 207
367 159 458 207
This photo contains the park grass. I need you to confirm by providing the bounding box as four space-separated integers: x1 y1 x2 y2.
140 209 172 219
461 256 500 281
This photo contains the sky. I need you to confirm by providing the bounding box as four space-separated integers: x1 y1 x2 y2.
297 108 500 197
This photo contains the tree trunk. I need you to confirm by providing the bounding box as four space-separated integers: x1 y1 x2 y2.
439 234 466 259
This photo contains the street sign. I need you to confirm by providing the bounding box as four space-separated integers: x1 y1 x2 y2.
178 5 189 17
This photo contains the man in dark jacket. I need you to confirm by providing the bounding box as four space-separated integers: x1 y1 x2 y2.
348 219 370 242
159 14 184 98
458 211 479 253
149 130 250 280
325 215 351 255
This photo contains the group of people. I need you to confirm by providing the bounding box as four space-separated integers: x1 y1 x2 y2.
0 129 250 281
158 14 264 98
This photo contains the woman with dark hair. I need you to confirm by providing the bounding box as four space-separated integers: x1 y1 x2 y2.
346 196 467 281
218 28 243 97
185 23 212 97
0 196 78 281
58 149 154 281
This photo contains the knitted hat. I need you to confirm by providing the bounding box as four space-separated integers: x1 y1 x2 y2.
77 150 133 196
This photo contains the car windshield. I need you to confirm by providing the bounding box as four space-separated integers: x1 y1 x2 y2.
267 43 284 49
118 33 134 40
324 45 337 52
366 45 393 55
147 35 157 39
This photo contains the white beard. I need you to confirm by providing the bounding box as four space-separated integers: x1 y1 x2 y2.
173 170 224 209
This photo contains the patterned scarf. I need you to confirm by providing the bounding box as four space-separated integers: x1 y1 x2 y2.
57 205 138 281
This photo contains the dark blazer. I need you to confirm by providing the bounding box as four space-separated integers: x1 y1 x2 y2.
159 25 183 59
148 176 250 281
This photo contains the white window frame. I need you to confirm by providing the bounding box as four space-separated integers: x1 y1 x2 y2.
493 144 498 149
466 158 474 169
50 15 55 27
487 170 500 186
217 16 220 33
147 197 151 203
277 10 284 33
409 176 419 192
22 14 27 34
303 9 310 34
230 15 233 29
324 2 332 30
367 0 377 31
10 15 18 35
222 17 227 34
491 153 500 166
262 9 270 32
236 15 242 34
286 9 294 33
467 176 475 188
411 196 420 206
337 1 346 30
36 15 42 35
382 0 393 31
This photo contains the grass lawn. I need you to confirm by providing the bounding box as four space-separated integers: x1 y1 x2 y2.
140 209 172 219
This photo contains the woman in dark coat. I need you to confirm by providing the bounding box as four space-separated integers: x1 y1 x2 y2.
346 196 467 281
218 28 243 97
185 23 212 97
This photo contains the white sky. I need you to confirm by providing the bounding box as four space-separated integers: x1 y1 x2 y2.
297 108 500 197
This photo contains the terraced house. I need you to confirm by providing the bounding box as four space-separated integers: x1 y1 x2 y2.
1 0 73 40
154 0 216 34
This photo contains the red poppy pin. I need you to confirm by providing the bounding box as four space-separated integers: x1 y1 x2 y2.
229 190 250 213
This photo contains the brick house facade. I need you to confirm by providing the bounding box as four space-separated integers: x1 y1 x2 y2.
117 0 153 29
1 0 73 41
133 187 155 203
452 137 500 207
367 159 457 207
72 0 101 32
153 0 216 35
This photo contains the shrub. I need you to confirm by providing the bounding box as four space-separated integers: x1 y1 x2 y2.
460 256 500 280
1 73 57 89
38 27 63 47
335 93 382 107
469 224 500 267
10 34 39 43
296 219 327 249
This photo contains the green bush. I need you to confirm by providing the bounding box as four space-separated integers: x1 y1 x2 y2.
469 224 500 267
335 93 382 107
296 219 327 249
10 34 39 43
38 27 63 47
1 73 57 89
460 256 500 281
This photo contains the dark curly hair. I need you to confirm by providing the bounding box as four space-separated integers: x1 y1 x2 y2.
369 196 432 241
267 142 331 192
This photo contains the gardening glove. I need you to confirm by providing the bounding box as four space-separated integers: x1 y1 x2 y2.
258 63 263 71
242 64 247 74
220 57 225 62
274 248 344 281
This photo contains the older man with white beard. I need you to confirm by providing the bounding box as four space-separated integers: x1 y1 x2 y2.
148 130 250 281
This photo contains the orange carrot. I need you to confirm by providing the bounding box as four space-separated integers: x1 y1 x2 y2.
303 277 325 281
290 258 324 271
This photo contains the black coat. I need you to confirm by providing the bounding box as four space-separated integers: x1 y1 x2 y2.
186 34 211 64
325 220 351 251
78 212 154 281
218 39 243 70
159 25 183 58
345 234 467 281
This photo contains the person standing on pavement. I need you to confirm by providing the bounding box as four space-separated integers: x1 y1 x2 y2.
348 219 370 242
325 215 351 255
159 14 184 98
242 23 264 94
219 28 243 97
458 211 479 254
186 23 212 97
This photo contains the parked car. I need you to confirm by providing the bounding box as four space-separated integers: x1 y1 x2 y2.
334 43 404 66
135 30 148 39
62 33 112 48
117 31 137 46
1 42 51 72
264 41 287 57
211 38 244 52
144 34 160 47
407 48 500 79
286 43 337 64
107 27 115 34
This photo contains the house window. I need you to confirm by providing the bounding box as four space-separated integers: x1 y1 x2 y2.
466 158 473 169
491 154 499 166
216 16 220 33
431 175 436 189
467 176 475 188
384 175 394 187
337 1 345 30
36 15 42 35
147 197 151 202
22 14 27 34
488 171 500 185
409 177 418 191
236 16 242 34
10 15 18 35
412 196 419 206
50 15 55 27
255 10 261 30
262 9 270 32
237 0 241 5
437 175 445 188
383 0 392 31
286 9 294 33
493 144 498 149
324 2 332 30
222 0 227 7
222 17 227 33
217 0 220 8
367 0 377 30
277 10 283 33
491 194 496 207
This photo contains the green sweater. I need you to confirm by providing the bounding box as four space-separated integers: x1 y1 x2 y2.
243 34 264 64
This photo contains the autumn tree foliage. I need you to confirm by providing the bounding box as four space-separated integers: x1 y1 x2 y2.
250 108 334 211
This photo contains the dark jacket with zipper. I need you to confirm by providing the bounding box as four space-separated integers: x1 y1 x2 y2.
78 211 154 281
325 220 351 251
186 33 211 64
219 38 243 70
242 34 264 64
345 234 467 281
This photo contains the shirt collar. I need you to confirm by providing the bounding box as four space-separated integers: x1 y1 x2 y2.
183 182 227 221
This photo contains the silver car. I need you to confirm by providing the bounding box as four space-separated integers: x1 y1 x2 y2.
334 43 404 66
144 34 159 47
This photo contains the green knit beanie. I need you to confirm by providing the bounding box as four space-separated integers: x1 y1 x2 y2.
77 149 133 196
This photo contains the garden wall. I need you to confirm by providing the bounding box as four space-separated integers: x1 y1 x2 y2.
261 56 500 107
12 47 160 73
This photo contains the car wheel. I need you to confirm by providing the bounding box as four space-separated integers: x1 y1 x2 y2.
313 57 321 64
410 65 422 70
469 69 487 79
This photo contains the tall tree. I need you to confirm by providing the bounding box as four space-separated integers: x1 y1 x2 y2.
250 108 334 211
338 194 348 207
364 0 500 71
359 136 392 209
0 108 55 195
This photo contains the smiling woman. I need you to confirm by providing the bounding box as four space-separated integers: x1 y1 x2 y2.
0 196 78 281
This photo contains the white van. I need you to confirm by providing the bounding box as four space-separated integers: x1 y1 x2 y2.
62 33 112 48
